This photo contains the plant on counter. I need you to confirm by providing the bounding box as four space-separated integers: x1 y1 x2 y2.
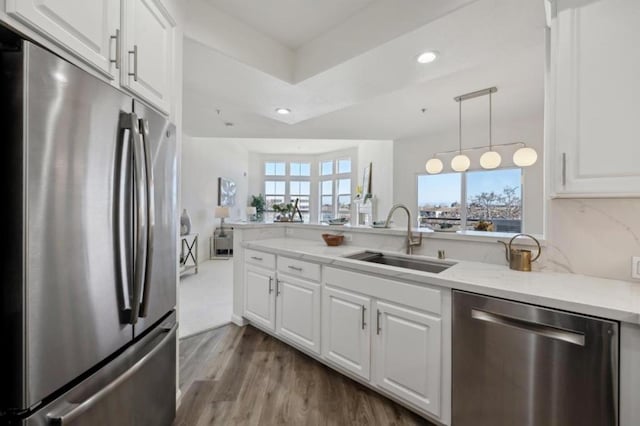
249 194 266 221
272 202 295 222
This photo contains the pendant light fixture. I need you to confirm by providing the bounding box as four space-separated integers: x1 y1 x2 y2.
479 90 502 169
425 156 444 174
451 98 470 172
513 146 538 167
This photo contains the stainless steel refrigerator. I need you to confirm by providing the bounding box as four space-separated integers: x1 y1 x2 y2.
1 32 178 425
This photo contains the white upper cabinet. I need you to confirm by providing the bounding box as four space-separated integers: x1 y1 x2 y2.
121 0 174 113
5 0 120 78
548 0 640 197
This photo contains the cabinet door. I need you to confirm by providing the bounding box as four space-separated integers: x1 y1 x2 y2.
244 264 276 331
550 0 640 197
122 0 174 113
322 285 371 380
275 275 321 354
6 0 119 78
374 301 442 418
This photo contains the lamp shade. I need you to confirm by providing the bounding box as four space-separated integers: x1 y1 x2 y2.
451 154 470 172
513 147 538 167
425 158 443 174
214 206 230 218
480 150 502 169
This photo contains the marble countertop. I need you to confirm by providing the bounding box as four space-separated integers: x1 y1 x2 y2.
242 238 640 324
230 221 544 245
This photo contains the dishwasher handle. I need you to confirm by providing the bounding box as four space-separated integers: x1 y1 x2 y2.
471 308 586 346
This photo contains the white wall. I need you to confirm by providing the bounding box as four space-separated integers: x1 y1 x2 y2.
393 114 545 234
181 136 250 261
357 140 394 220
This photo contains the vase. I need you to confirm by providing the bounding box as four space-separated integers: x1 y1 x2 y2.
180 209 191 235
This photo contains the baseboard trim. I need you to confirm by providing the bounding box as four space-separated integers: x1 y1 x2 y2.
231 314 248 326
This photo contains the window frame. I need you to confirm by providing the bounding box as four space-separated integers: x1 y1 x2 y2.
259 150 356 223
416 167 524 233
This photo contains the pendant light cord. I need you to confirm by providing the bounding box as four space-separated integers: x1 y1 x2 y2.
458 99 462 153
489 91 493 150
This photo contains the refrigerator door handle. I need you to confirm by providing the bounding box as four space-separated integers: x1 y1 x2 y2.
45 323 177 424
116 117 132 321
138 118 155 318
129 112 148 324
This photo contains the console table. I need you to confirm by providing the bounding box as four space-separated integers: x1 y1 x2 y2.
179 233 198 276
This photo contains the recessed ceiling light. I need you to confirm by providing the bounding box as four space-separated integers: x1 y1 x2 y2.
417 51 438 64
276 108 291 115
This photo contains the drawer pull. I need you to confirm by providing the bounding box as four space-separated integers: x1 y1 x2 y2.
251 256 263 261
268 277 273 294
361 306 367 330
276 279 281 296
376 309 382 335
287 265 303 272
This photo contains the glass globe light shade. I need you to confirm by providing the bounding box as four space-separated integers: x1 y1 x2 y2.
513 147 538 167
425 158 443 174
451 154 471 172
480 150 502 169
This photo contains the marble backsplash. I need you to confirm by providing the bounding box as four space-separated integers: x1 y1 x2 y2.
544 198 640 281
237 198 640 283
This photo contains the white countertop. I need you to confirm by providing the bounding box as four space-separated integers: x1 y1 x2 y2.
242 238 640 324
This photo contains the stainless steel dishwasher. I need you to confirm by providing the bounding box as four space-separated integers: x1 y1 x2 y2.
453 290 618 426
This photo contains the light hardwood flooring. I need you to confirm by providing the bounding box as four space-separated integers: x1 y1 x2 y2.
175 324 433 426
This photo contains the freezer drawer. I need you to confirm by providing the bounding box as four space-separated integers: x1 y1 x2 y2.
453 291 618 426
24 315 177 426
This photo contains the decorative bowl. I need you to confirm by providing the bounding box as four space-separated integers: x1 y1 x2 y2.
322 233 344 247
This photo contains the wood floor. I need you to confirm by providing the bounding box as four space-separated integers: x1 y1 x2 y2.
175 324 433 426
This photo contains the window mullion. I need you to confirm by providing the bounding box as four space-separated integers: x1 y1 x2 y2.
461 172 468 229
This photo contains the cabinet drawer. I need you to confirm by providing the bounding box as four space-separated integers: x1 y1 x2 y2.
278 256 321 282
245 249 275 269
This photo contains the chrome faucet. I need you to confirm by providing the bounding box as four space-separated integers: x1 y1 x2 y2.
384 203 423 255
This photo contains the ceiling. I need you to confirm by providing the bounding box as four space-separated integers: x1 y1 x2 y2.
206 0 376 48
183 0 546 142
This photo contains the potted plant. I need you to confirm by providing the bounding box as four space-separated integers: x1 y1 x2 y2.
272 202 295 222
249 194 266 221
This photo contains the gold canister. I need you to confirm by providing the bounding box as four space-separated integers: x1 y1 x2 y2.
498 233 541 272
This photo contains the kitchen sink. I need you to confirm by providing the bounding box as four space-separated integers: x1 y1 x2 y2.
344 251 455 274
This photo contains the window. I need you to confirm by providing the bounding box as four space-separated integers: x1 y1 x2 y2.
290 162 311 177
261 153 355 223
265 162 285 176
290 180 311 222
418 168 522 233
319 157 352 222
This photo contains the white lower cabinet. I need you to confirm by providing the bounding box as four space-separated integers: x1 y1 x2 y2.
275 275 321 354
322 285 371 380
244 264 276 330
243 254 449 424
374 301 442 418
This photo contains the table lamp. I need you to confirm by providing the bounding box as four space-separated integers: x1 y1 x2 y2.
215 206 230 237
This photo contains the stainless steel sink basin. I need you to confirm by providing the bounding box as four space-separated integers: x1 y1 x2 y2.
344 251 455 274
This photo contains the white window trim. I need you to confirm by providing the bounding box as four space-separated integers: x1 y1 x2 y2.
260 149 357 223
416 167 524 232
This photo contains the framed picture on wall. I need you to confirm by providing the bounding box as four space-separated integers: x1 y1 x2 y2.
362 163 372 195
218 177 237 207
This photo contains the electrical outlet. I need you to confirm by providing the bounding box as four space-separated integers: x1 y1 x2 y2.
343 233 352 242
632 257 640 279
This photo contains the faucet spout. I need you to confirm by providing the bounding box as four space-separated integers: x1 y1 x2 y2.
384 203 423 254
